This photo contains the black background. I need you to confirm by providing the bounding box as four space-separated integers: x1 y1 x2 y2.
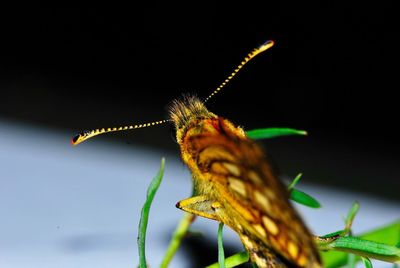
1 6 398 199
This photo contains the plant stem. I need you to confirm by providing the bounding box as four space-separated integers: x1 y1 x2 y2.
206 251 250 268
160 213 195 268
218 223 225 268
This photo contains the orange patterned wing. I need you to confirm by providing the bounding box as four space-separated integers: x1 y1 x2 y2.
177 116 321 268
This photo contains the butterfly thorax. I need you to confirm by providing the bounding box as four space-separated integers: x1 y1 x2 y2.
168 95 246 169
170 96 219 140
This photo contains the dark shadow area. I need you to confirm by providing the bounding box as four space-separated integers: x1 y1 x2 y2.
180 234 252 268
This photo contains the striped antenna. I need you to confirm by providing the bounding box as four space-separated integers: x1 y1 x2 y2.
71 119 171 146
204 40 275 103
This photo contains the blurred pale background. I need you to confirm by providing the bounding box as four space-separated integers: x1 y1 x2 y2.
0 120 398 267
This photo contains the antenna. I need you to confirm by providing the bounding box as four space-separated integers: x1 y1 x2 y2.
204 40 274 103
72 39 274 146
71 119 171 146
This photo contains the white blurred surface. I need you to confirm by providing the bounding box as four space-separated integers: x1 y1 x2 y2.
0 120 398 267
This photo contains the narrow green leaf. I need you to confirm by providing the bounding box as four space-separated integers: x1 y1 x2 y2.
290 188 321 208
345 202 360 268
206 251 250 268
138 158 165 268
321 221 400 268
362 257 373 268
345 202 360 232
218 223 225 268
288 173 303 191
327 236 400 263
246 127 307 140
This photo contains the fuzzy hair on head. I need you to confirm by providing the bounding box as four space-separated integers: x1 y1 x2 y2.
168 95 215 130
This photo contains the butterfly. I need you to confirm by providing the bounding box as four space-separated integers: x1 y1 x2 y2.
72 40 321 267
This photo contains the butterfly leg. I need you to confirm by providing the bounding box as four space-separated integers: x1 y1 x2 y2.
176 195 223 221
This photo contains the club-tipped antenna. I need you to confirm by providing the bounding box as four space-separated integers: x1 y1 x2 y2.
204 40 275 103
71 119 171 146
72 40 274 146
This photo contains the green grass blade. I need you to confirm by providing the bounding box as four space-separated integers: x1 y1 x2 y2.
206 251 250 268
288 173 302 191
290 188 321 208
362 257 373 268
160 213 195 268
246 127 307 140
218 223 225 268
138 158 165 268
345 202 360 232
327 236 400 263
321 221 400 267
345 202 360 268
